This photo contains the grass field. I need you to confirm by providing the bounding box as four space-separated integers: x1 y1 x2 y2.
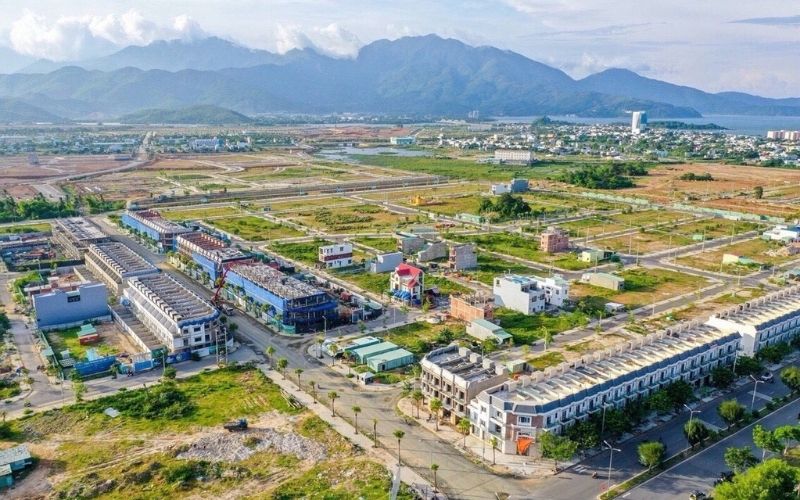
426 275 471 295
0 222 51 235
676 238 793 274
336 270 391 295
207 215 304 241
161 206 241 221
353 236 398 253
592 229 695 254
285 204 415 234
527 351 566 370
571 267 708 309
45 327 117 361
494 307 590 345
402 193 487 216
378 321 468 355
451 232 594 270
270 239 330 265
463 254 540 286
7 366 411 499
264 196 355 212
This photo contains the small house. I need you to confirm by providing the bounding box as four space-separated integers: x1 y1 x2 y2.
0 445 32 489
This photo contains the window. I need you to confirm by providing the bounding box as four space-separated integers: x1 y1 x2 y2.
67 295 81 303
518 416 531 425
193 336 202 343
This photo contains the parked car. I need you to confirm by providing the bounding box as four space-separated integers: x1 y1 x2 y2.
689 491 706 500
760 371 774 383
714 471 734 486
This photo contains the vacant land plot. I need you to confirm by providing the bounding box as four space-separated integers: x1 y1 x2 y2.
426 275 471 295
462 254 541 286
378 321 467 355
676 238 795 274
284 204 413 234
5 366 409 499
402 193 487 216
265 196 355 212
335 270 391 295
0 222 51 235
494 307 590 345
571 267 708 309
270 239 331 265
361 183 488 204
352 236 398 253
451 232 593 270
593 229 696 254
45 324 129 361
527 351 566 371
207 215 304 241
161 206 241 221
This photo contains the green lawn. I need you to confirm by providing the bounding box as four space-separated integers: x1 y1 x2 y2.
353 236 398 253
451 232 593 270
0 222 51 235
572 267 708 308
465 254 540 286
45 327 117 361
208 216 304 241
337 271 390 295
0 379 21 399
270 239 331 265
527 351 566 370
495 307 590 344
378 322 467 355
425 275 471 295
161 206 241 221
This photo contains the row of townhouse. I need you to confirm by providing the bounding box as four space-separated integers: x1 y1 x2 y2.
468 322 740 455
85 241 160 295
175 231 251 282
707 284 800 356
121 209 191 252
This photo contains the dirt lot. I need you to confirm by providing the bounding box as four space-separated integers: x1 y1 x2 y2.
0 155 128 186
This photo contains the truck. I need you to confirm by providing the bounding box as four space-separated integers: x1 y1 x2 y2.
223 418 248 432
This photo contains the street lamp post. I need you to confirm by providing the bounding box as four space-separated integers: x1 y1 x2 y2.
750 375 763 411
603 440 621 492
683 403 700 423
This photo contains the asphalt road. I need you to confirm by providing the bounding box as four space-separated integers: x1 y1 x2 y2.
624 398 800 500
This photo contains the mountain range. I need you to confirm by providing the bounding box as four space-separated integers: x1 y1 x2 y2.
0 35 798 123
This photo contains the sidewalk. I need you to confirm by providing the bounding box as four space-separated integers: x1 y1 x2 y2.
259 364 443 499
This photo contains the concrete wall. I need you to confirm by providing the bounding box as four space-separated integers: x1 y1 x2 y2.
33 283 110 329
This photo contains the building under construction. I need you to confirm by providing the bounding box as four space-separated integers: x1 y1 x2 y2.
225 263 337 333
123 273 222 355
85 241 160 295
52 217 110 259
121 209 190 252
176 232 250 281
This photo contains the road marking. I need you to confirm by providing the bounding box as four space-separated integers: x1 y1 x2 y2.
754 391 774 402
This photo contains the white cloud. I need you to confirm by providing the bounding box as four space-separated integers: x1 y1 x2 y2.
9 10 206 61
274 23 361 57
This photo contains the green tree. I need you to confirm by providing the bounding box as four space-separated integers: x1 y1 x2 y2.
773 425 800 455
711 366 735 389
733 355 761 377
713 459 800 500
328 391 339 417
276 358 288 378
490 436 499 465
753 186 764 199
718 399 746 428
684 419 710 447
665 380 694 410
780 366 800 393
637 441 665 470
162 366 177 380
265 345 276 366
457 418 471 447
411 390 424 418
649 391 674 414
541 327 553 351
393 429 405 465
294 368 304 387
352 405 361 434
723 446 759 474
429 398 443 431
430 463 439 491
753 424 782 459
539 431 578 472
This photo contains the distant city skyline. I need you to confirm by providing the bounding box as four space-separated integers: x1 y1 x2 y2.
1 1 799 98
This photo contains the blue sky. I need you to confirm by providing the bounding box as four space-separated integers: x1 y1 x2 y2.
1 1 799 97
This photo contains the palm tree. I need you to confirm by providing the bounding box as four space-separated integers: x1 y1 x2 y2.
294 368 304 387
373 418 379 447
490 436 499 465
316 335 325 358
541 327 553 351
330 344 339 366
411 390 424 418
430 398 443 431
309 381 317 402
277 358 288 378
265 345 276 367
430 463 440 492
328 391 339 416
393 429 405 465
457 418 471 448
352 406 362 434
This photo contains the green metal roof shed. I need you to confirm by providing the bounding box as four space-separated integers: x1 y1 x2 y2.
350 341 400 364
367 348 415 372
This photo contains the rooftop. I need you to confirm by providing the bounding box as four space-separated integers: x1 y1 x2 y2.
129 273 217 326
350 341 400 358
55 217 106 242
423 345 505 384
90 241 158 275
177 232 247 262
0 445 30 466
128 210 190 234
231 263 324 300
714 285 800 328
484 323 737 413
369 348 414 363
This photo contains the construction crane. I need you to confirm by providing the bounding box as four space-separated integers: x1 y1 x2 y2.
213 265 235 366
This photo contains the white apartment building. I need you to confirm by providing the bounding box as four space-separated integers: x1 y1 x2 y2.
123 273 221 354
85 241 159 295
706 285 800 356
762 225 800 244
493 274 569 314
420 345 508 423
494 149 533 164
631 111 647 134
318 243 353 269
469 322 740 455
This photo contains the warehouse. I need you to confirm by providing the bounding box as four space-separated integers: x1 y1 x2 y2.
33 280 111 330
224 263 337 333
123 273 221 355
121 209 191 252
85 241 159 295
176 232 250 281
367 348 414 372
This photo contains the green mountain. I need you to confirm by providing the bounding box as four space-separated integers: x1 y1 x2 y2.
119 105 253 124
0 98 64 123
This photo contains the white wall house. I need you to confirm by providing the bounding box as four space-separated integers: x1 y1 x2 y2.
762 225 800 244
318 243 353 269
493 274 569 314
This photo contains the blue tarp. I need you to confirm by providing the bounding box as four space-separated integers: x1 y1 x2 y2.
74 355 116 377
